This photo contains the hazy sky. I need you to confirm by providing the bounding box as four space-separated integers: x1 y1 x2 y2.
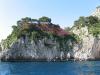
0 0 100 41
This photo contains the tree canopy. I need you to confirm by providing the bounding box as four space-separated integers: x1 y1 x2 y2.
39 16 51 23
73 16 100 37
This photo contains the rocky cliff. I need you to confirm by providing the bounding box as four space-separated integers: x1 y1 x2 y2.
70 6 100 60
92 6 100 19
1 7 100 61
0 16 76 61
0 36 74 61
71 26 100 60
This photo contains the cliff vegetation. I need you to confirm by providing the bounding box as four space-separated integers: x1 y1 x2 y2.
73 16 100 37
2 16 77 50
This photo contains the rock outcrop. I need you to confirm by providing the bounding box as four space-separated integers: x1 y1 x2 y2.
71 26 100 60
92 6 100 19
0 36 73 61
1 26 100 61
0 16 75 61
1 6 100 61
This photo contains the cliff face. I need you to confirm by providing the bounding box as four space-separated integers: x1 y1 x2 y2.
0 17 76 61
1 26 100 61
71 26 100 60
1 8 100 61
70 6 100 60
92 6 100 19
0 36 73 61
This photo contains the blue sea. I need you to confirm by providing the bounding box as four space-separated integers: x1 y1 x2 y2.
0 61 100 75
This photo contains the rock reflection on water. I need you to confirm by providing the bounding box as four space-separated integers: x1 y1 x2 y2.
0 61 100 75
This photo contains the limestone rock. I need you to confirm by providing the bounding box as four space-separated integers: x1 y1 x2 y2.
92 6 100 19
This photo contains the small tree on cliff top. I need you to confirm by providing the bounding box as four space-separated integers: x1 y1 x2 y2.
39 16 51 23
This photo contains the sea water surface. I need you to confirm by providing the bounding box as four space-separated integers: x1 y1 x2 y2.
0 61 100 75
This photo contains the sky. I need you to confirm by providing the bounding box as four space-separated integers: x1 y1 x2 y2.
0 0 100 42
